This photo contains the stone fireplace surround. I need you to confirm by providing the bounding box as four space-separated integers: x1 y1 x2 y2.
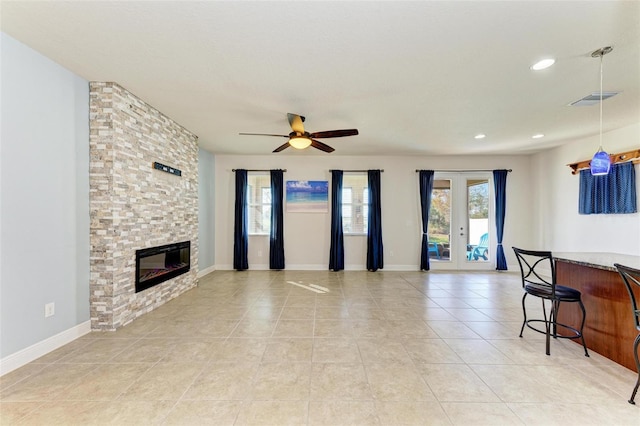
89 82 199 331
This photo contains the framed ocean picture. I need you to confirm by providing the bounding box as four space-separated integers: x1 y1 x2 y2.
286 180 329 213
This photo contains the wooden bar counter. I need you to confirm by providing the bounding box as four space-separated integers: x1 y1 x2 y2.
554 252 640 372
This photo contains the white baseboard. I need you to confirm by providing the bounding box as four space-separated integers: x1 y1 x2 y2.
215 264 421 271
216 264 271 270
0 320 91 376
284 264 328 270
285 264 419 271
197 265 216 278
217 264 339 271
213 264 514 273
216 264 234 270
377 264 421 271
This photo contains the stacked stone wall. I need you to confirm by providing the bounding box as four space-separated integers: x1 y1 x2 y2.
89 82 198 330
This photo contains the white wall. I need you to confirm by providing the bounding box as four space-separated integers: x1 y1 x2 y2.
215 154 532 270
198 148 216 274
532 123 640 255
0 33 90 359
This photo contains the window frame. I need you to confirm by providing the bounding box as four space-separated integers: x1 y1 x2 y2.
342 173 369 235
247 173 272 235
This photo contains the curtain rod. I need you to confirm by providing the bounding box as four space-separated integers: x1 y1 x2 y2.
415 169 512 173
567 148 640 175
329 169 384 172
232 169 287 172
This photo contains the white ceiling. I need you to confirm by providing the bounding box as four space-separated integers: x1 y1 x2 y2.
2 1 639 156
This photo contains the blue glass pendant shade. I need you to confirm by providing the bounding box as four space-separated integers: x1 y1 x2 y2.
590 148 611 175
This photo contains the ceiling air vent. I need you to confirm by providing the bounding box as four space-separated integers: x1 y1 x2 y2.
570 91 619 106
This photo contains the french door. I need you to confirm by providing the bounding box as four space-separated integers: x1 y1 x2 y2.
427 172 494 270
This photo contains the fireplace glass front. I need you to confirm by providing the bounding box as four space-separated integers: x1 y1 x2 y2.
135 241 190 293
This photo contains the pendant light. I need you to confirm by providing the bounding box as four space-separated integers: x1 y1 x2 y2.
590 46 613 176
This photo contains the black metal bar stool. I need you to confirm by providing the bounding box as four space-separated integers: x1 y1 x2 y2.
614 263 640 405
512 247 589 357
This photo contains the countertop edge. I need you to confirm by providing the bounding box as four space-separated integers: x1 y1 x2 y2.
553 252 640 272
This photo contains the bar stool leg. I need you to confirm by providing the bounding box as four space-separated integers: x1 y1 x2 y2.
543 299 551 356
552 300 559 338
630 334 640 405
578 300 589 357
519 293 527 338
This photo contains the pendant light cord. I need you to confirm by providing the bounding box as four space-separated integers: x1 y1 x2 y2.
599 52 603 151
589 46 612 175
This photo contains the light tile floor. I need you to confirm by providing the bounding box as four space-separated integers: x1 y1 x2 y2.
1 270 639 425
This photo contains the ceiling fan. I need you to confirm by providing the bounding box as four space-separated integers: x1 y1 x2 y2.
239 113 359 153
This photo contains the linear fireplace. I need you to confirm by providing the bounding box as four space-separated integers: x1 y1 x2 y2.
135 241 191 293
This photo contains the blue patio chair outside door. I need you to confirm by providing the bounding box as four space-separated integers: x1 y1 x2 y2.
428 242 441 259
468 233 489 260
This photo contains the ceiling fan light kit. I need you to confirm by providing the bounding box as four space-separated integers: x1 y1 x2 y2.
289 136 312 149
239 113 358 153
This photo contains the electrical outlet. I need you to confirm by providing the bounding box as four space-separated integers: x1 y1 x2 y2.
258 250 262 257
45 302 55 318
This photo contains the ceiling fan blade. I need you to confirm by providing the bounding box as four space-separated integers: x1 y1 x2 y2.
287 113 305 134
273 142 291 153
239 132 289 138
310 139 335 153
309 129 359 139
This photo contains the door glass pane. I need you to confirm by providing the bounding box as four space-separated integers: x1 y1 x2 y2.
467 179 489 262
427 179 451 261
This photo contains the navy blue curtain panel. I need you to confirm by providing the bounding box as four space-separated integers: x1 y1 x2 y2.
493 169 508 271
233 169 249 271
419 170 435 271
269 170 285 270
367 170 384 272
329 170 344 271
579 162 637 214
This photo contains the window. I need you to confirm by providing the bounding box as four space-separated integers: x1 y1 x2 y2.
248 173 271 234
342 173 368 234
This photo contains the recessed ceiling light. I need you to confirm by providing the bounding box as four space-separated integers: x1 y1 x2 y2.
532 134 545 139
531 58 555 71
474 134 486 139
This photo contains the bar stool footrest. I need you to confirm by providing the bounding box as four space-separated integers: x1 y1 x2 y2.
524 319 583 340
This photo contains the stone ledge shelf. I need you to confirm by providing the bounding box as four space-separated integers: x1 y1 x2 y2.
567 148 640 175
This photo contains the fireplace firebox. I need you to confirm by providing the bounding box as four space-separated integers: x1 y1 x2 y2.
135 241 190 293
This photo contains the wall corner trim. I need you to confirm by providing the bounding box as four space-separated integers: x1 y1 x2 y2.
197 265 216 278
